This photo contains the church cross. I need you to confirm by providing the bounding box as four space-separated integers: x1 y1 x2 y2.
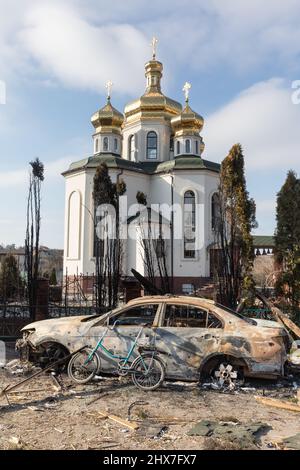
183 82 192 103
151 36 158 59
105 80 113 100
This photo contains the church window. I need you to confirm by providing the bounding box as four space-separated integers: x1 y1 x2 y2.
211 192 221 231
185 139 191 153
129 135 135 161
170 137 174 152
103 137 109 151
176 141 181 155
114 138 118 152
184 190 196 259
147 131 158 159
195 140 199 154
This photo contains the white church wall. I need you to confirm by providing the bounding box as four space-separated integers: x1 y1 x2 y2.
122 120 172 162
75 168 150 276
147 170 219 278
63 171 87 276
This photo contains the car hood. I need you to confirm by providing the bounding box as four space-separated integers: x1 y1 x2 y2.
253 318 284 329
21 315 99 332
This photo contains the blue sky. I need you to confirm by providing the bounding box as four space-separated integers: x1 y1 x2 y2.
0 0 300 248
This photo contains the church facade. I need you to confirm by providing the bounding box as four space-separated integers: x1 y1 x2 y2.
62 48 220 295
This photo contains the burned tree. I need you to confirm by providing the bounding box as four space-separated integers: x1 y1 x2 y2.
136 192 170 294
93 163 126 310
25 158 44 319
213 144 257 308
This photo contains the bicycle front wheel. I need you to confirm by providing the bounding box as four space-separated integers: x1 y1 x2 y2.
67 348 100 384
132 354 165 391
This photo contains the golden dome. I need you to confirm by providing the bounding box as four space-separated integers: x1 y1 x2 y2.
171 102 204 137
91 97 124 134
124 59 182 123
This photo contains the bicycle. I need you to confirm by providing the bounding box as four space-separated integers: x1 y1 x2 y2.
67 321 165 391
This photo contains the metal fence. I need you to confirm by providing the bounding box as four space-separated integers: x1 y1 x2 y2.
0 303 98 339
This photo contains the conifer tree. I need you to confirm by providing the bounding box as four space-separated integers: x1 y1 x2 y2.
0 255 24 302
213 144 257 308
49 268 57 286
275 170 300 318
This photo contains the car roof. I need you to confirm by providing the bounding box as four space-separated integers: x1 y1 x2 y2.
127 295 215 307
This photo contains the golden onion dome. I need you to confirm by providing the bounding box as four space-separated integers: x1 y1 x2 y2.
171 102 204 137
91 97 124 134
124 59 182 123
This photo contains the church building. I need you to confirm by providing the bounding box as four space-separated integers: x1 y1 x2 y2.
62 42 221 296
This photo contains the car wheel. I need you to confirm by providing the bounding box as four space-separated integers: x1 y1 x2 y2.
212 361 242 391
38 342 69 371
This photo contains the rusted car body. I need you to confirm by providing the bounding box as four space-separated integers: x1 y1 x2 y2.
17 296 289 381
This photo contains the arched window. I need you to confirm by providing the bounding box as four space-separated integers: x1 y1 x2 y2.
176 141 181 155
195 140 199 155
128 135 135 161
103 137 109 151
95 138 99 153
184 190 196 259
147 131 157 159
185 139 191 153
114 138 118 152
170 137 174 152
211 193 220 231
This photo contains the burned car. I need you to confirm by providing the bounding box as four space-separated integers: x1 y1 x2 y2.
17 296 290 386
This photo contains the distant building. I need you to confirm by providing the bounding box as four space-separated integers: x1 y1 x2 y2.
0 246 63 283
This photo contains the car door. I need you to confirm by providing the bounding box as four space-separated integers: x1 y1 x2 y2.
154 302 224 380
87 303 161 372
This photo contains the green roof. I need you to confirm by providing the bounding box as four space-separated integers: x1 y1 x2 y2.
62 153 220 177
253 235 275 247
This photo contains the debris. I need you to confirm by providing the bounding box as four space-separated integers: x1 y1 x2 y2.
7 436 25 450
0 346 87 400
127 400 149 421
153 426 168 440
255 395 300 413
201 382 222 390
282 432 300 450
96 411 139 431
87 392 110 406
188 419 270 449
54 428 64 434
6 388 50 395
240 387 256 393
28 406 45 412
50 372 63 391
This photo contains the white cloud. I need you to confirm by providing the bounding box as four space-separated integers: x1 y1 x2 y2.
203 78 300 170
19 3 149 95
1 1 300 94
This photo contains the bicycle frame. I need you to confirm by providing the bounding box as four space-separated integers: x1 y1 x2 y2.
85 324 146 369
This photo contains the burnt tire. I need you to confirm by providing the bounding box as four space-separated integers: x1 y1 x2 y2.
38 342 69 372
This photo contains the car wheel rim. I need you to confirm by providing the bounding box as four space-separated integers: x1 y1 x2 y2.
214 363 238 390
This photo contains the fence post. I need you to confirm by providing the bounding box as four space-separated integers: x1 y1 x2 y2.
35 278 49 321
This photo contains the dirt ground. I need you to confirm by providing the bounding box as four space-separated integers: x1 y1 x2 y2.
1 364 300 451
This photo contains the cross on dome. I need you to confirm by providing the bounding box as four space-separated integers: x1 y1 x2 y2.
105 80 113 100
183 82 192 103
151 37 158 59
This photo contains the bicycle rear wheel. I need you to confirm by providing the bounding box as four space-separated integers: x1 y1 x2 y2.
132 354 165 391
67 348 100 384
